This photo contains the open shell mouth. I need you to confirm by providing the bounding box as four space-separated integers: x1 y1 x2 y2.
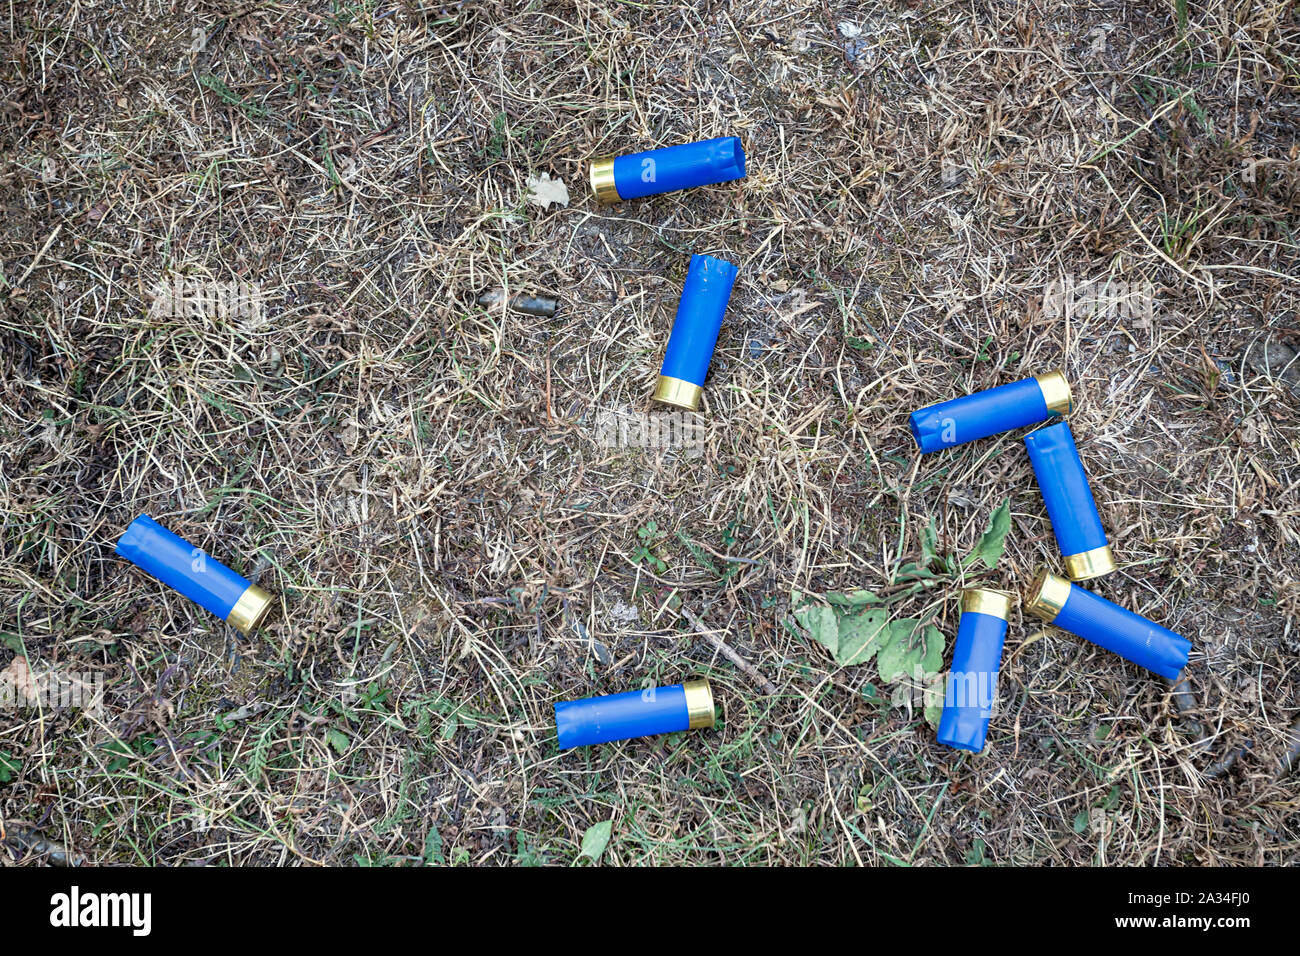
730 137 746 177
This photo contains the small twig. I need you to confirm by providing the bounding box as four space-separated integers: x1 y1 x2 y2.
1204 741 1251 780
678 605 778 695
1176 677 1300 780
12 224 61 289
1169 674 1213 754
1172 674 1246 776
1276 716 1300 780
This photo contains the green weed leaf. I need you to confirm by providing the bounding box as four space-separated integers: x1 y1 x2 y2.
0 750 19 784
326 728 350 755
439 715 458 740
923 674 945 730
796 604 840 657
578 820 613 864
826 590 882 607
921 519 939 568
971 499 1011 568
921 625 945 674
835 608 889 666
424 825 446 866
877 618 920 681
876 640 906 682
893 561 940 583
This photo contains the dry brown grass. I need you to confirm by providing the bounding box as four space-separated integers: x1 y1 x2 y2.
1 0 1298 865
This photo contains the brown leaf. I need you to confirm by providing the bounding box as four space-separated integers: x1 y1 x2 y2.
2 656 40 704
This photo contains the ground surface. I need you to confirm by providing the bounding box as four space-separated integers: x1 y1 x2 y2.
1 0 1298 866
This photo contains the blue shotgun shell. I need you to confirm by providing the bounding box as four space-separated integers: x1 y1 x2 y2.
1024 420 1116 580
589 137 746 203
555 679 715 749
909 370 1072 454
937 589 1012 753
115 514 275 635
653 253 739 411
1025 569 1190 680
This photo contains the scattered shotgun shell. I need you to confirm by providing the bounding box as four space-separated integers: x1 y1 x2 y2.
1024 569 1190 680
653 253 738 411
115 515 276 636
554 679 715 749
1023 420 1116 580
937 588 1012 753
589 137 746 204
908 370 1072 454
477 289 559 317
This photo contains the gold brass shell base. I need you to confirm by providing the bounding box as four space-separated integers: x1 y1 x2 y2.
1024 568 1072 624
1035 369 1073 415
226 583 275 636
683 679 716 729
960 588 1013 620
1064 544 1116 581
588 156 620 204
653 375 703 411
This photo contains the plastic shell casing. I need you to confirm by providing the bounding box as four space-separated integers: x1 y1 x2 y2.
115 514 273 635
555 680 714 749
909 372 1071 454
603 137 746 201
1026 571 1190 680
1023 420 1115 580
654 254 739 411
936 590 1011 753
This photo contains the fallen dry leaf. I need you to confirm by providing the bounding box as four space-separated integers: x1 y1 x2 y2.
525 172 569 210
2 656 40 705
